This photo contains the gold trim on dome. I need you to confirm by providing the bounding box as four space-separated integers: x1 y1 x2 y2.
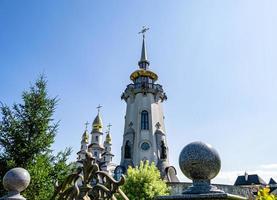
130 69 158 81
93 124 102 132
106 133 112 144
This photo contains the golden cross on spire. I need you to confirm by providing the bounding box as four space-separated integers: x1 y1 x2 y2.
85 121 89 130
138 26 150 38
96 104 102 113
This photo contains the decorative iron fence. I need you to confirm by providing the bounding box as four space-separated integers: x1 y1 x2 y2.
52 152 129 200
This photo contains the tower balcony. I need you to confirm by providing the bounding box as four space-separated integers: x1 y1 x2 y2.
121 83 167 102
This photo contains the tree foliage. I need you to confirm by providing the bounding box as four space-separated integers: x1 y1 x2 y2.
120 161 169 200
0 76 73 200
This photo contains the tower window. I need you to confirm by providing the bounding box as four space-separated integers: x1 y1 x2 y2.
95 136 99 142
94 151 98 157
141 110 149 130
124 140 131 159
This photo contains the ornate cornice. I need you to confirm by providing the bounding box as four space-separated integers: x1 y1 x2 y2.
121 83 167 102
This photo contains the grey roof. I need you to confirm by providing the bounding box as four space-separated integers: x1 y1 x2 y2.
102 151 114 156
234 174 266 186
269 178 277 193
88 143 104 150
269 178 277 185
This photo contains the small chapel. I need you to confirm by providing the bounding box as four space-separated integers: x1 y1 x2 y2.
76 108 117 175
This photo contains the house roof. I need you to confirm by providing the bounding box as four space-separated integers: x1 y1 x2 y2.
88 143 104 150
234 174 266 186
102 152 114 156
269 178 277 193
269 178 277 185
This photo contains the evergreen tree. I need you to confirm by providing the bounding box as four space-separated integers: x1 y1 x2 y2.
0 76 72 199
120 161 169 200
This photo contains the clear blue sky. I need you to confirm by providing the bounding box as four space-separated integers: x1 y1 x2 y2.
1 0 277 184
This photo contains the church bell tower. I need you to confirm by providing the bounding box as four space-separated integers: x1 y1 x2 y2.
118 28 177 181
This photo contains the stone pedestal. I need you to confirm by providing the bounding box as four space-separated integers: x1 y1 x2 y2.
156 142 247 200
0 192 27 200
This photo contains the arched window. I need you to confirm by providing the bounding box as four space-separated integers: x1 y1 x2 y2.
124 140 131 159
141 110 149 130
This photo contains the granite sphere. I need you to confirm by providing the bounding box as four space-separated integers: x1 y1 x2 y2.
179 141 221 181
3 167 30 192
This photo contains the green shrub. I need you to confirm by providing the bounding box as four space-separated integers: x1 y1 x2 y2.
120 161 169 200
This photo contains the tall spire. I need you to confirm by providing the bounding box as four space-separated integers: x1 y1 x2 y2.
138 26 150 69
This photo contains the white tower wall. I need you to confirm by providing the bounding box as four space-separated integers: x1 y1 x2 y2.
121 92 168 166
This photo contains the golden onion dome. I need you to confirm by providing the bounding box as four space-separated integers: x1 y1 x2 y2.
82 130 89 144
105 132 112 144
92 113 103 132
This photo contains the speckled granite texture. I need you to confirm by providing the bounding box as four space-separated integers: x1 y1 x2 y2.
179 142 221 181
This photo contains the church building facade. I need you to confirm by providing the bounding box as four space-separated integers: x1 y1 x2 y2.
77 110 117 175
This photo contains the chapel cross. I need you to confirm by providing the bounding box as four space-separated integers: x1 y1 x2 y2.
107 123 112 132
138 26 150 38
85 121 89 130
96 104 102 113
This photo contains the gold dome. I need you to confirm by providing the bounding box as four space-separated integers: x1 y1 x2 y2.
82 130 89 144
92 113 103 132
105 132 112 144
